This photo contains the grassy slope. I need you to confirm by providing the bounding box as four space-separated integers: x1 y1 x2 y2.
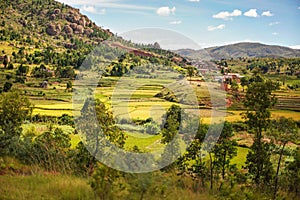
0 175 95 200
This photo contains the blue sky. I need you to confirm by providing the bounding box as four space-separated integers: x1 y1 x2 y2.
57 0 300 49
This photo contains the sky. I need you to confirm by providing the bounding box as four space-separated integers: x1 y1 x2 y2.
57 0 300 50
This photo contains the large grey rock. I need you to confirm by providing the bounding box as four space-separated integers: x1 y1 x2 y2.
63 25 73 35
46 24 59 36
74 25 84 34
78 17 86 27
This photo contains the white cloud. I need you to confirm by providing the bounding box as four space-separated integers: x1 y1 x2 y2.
212 9 242 20
298 6 300 9
289 45 300 49
262 11 273 17
82 5 97 13
269 21 280 26
98 8 106 15
170 20 182 25
244 9 259 17
188 0 200 2
58 0 155 11
207 24 226 31
272 32 279 35
81 5 106 14
156 7 176 16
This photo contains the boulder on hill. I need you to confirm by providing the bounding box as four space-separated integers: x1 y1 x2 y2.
50 14 56 20
84 28 94 36
70 23 77 30
46 24 60 36
78 17 86 27
56 24 62 32
66 13 80 23
74 25 84 34
153 42 161 49
63 25 73 35
53 9 61 15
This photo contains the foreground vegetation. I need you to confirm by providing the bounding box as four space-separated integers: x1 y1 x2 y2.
1 72 299 200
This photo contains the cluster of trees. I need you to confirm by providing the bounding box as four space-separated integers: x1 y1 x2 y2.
217 57 300 77
9 46 88 69
247 58 300 76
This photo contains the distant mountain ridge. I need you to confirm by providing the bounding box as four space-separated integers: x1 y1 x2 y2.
175 42 300 60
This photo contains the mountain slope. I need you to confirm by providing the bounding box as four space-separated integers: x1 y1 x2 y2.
175 42 300 60
0 0 188 71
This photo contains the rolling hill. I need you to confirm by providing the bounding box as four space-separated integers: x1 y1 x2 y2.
175 42 300 60
0 0 187 73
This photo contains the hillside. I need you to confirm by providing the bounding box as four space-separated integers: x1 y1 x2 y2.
175 42 300 60
0 0 112 45
0 0 187 76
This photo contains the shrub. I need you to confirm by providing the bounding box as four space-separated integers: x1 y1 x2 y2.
3 82 12 92
144 122 159 135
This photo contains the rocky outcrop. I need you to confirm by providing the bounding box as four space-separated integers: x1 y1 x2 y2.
69 23 77 30
50 14 56 20
36 5 111 38
63 25 73 35
46 24 58 36
64 43 77 49
84 28 94 36
56 24 61 32
78 17 86 27
53 9 61 15
74 25 84 34
46 23 61 36
66 13 80 23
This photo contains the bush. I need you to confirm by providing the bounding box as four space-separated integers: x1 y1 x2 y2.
3 82 12 92
27 128 72 172
7 63 13 69
58 114 74 126
31 64 53 78
144 122 159 135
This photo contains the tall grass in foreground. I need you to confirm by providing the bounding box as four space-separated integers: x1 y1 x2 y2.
0 175 95 200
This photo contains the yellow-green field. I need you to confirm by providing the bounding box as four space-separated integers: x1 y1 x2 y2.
25 76 300 158
30 76 300 123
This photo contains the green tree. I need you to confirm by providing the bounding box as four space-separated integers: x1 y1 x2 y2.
213 122 237 181
66 80 72 90
31 64 53 78
160 104 182 170
3 81 12 92
186 66 195 83
177 119 208 188
3 55 9 68
7 63 13 69
126 173 153 200
16 64 29 76
230 80 239 101
283 148 300 198
78 98 126 157
30 128 71 172
77 98 126 198
267 117 299 199
70 141 96 176
0 91 32 156
161 105 181 144
55 66 75 79
240 76 248 92
243 74 279 187
90 163 124 200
